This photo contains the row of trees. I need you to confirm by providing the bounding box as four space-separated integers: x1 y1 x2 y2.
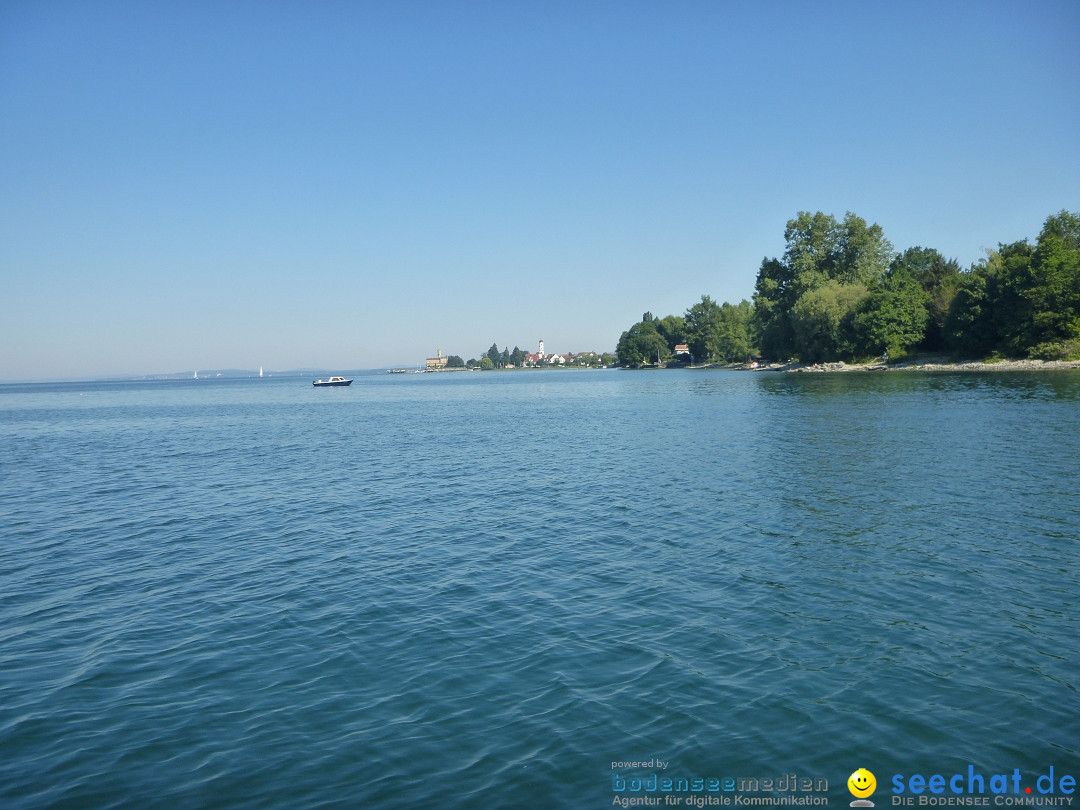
615 302 753 366
434 345 531 369
616 210 1079 366
439 344 524 370
946 213 1080 359
457 344 616 369
474 344 527 369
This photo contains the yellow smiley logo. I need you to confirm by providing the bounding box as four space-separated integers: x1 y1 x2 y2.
848 768 876 798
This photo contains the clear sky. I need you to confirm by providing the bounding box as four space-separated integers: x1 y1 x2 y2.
2 0 1078 380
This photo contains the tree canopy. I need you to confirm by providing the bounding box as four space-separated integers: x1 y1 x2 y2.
944 212 1080 359
616 313 669 367
684 296 754 363
753 211 893 360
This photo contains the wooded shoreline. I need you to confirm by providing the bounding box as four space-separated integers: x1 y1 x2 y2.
617 209 1080 369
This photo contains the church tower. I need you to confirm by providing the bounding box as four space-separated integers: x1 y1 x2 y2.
538 339 544 359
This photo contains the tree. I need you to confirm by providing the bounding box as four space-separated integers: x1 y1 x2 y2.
885 244 963 352
1025 210 1080 354
991 241 1038 355
685 295 723 361
569 352 600 367
446 355 465 368
835 212 893 287
486 343 501 368
886 247 962 352
616 316 668 367
655 315 687 352
713 300 755 361
945 261 999 357
784 211 844 295
791 281 868 362
891 246 962 293
681 297 754 362
752 257 795 359
511 346 526 367
753 211 893 360
854 268 929 358
943 212 1080 359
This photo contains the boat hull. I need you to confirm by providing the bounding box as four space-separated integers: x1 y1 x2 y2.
312 379 352 387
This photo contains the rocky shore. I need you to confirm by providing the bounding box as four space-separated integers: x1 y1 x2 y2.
743 358 1080 373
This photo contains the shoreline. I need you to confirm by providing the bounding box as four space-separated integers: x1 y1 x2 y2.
732 358 1080 373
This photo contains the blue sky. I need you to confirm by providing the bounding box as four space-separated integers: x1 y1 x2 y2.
2 0 1078 380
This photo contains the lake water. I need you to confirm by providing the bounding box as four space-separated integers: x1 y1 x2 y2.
2 370 1078 809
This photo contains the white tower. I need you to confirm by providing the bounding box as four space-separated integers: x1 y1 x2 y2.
538 339 544 359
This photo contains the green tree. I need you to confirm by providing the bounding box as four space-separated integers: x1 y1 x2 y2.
1025 210 1080 354
685 295 722 361
889 247 962 352
791 281 869 362
783 211 844 295
446 355 465 368
891 246 962 293
486 343 502 368
752 257 795 359
993 241 1038 354
945 260 999 357
753 211 892 360
655 314 687 352
835 212 893 286
854 267 930 358
616 314 669 367
510 346 526 367
570 352 600 367
945 213 1080 358
684 296 755 362
714 300 755 361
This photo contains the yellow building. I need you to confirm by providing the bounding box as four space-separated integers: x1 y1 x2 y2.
426 350 448 370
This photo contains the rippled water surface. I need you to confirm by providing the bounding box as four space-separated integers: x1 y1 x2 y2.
2 370 1078 809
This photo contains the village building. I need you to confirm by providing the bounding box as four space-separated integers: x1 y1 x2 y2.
522 341 607 367
426 350 448 370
